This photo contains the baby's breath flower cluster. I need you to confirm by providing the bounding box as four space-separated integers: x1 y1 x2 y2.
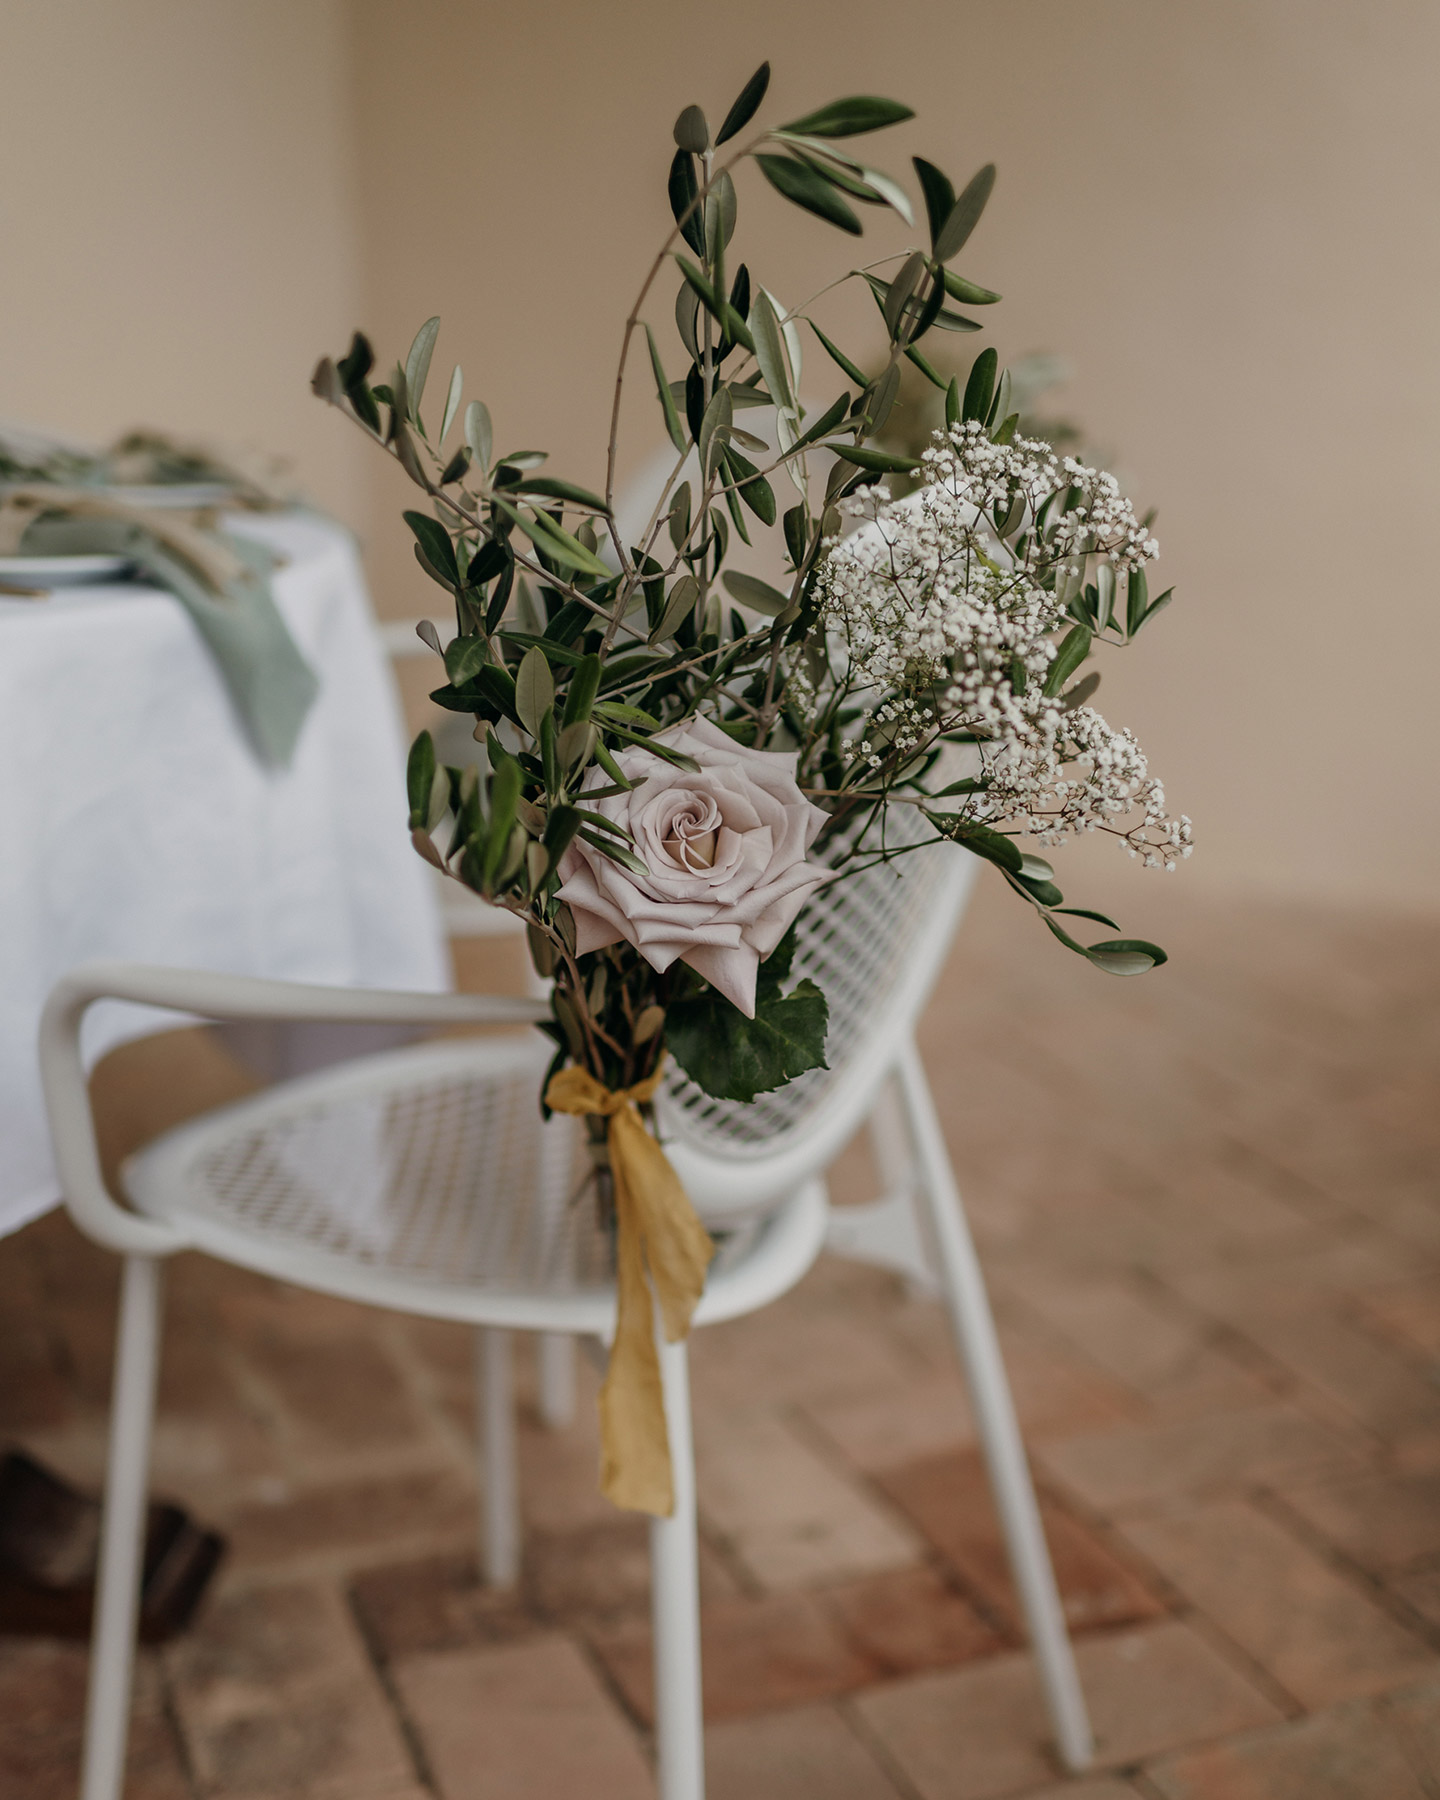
807 422 1191 871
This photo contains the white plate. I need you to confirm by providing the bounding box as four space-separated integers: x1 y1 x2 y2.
0 481 236 511
0 554 133 590
102 483 236 510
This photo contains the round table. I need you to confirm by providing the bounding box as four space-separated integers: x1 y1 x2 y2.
0 510 450 1236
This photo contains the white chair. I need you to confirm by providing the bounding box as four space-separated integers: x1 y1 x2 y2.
40 831 1094 1800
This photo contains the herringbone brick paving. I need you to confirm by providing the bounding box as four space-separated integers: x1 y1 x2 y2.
4 878 1439 1798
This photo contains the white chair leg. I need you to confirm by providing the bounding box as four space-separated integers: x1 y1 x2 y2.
81 1254 165 1800
897 1041 1095 1774
536 1331 576 1429
476 1327 520 1587
649 1335 705 1800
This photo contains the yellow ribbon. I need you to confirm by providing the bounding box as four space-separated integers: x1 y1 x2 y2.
545 1061 714 1516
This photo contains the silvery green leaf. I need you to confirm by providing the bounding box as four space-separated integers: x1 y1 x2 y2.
650 573 700 642
750 290 795 416
1094 562 1116 632
721 569 792 615
388 363 410 428
557 720 596 771
580 828 650 877
1018 853 1054 882
464 400 493 470
1054 557 1085 608
935 163 996 262
415 619 443 657
1085 939 1167 976
1125 568 1148 637
1060 670 1102 711
675 282 702 361
754 155 862 234
440 365 463 442
490 495 611 578
778 96 914 138
778 138 914 225
515 645 554 740
810 319 868 385
731 425 769 453
884 252 928 338
830 443 920 474
962 348 997 423
941 269 1002 305
866 362 901 435
912 157 956 249
404 317 441 422
445 634 488 685
406 730 436 824
673 104 710 152
1043 623 1092 697
775 298 803 392
705 169 737 258
426 764 450 831
645 325 688 455
633 1004 666 1045
987 367 1012 431
698 384 733 481
774 406 807 498
668 481 692 550
495 450 548 471
856 164 913 224
310 356 343 404
727 382 773 409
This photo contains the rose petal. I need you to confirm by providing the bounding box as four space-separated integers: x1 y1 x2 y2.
681 940 761 1017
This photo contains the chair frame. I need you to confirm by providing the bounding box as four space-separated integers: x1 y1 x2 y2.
41 938 1093 1800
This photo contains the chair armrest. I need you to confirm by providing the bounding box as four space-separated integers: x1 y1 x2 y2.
38 962 549 1256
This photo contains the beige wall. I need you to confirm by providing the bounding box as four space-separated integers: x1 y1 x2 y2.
6 3 1438 910
347 0 1440 910
0 0 366 524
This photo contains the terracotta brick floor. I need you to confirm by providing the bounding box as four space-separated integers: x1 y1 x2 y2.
4 876 1440 1798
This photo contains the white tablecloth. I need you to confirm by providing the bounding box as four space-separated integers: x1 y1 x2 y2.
0 510 450 1236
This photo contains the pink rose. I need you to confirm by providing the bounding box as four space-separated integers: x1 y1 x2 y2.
556 716 829 1017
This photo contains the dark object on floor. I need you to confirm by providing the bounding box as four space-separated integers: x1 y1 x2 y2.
0 1449 224 1643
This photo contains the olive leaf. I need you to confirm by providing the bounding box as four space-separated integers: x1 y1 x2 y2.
464 400 493 470
935 164 997 261
650 574 701 642
716 62 770 144
515 645 554 741
673 104 709 153
439 364 463 442
404 317 441 424
722 569 792 616
754 156 862 234
778 96 914 138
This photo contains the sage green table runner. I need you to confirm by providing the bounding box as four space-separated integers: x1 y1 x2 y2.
0 487 318 766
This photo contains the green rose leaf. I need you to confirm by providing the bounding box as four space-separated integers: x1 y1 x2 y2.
667 924 830 1102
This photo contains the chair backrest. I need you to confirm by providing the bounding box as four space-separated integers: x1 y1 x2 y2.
661 820 977 1221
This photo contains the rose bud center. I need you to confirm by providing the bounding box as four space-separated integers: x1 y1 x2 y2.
662 794 721 871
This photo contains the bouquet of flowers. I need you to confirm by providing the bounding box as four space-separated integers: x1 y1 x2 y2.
313 64 1190 1510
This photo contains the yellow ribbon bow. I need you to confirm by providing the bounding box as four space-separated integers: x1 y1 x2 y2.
545 1062 714 1516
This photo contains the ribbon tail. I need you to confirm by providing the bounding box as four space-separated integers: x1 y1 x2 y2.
612 1106 714 1342
598 1154 675 1517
